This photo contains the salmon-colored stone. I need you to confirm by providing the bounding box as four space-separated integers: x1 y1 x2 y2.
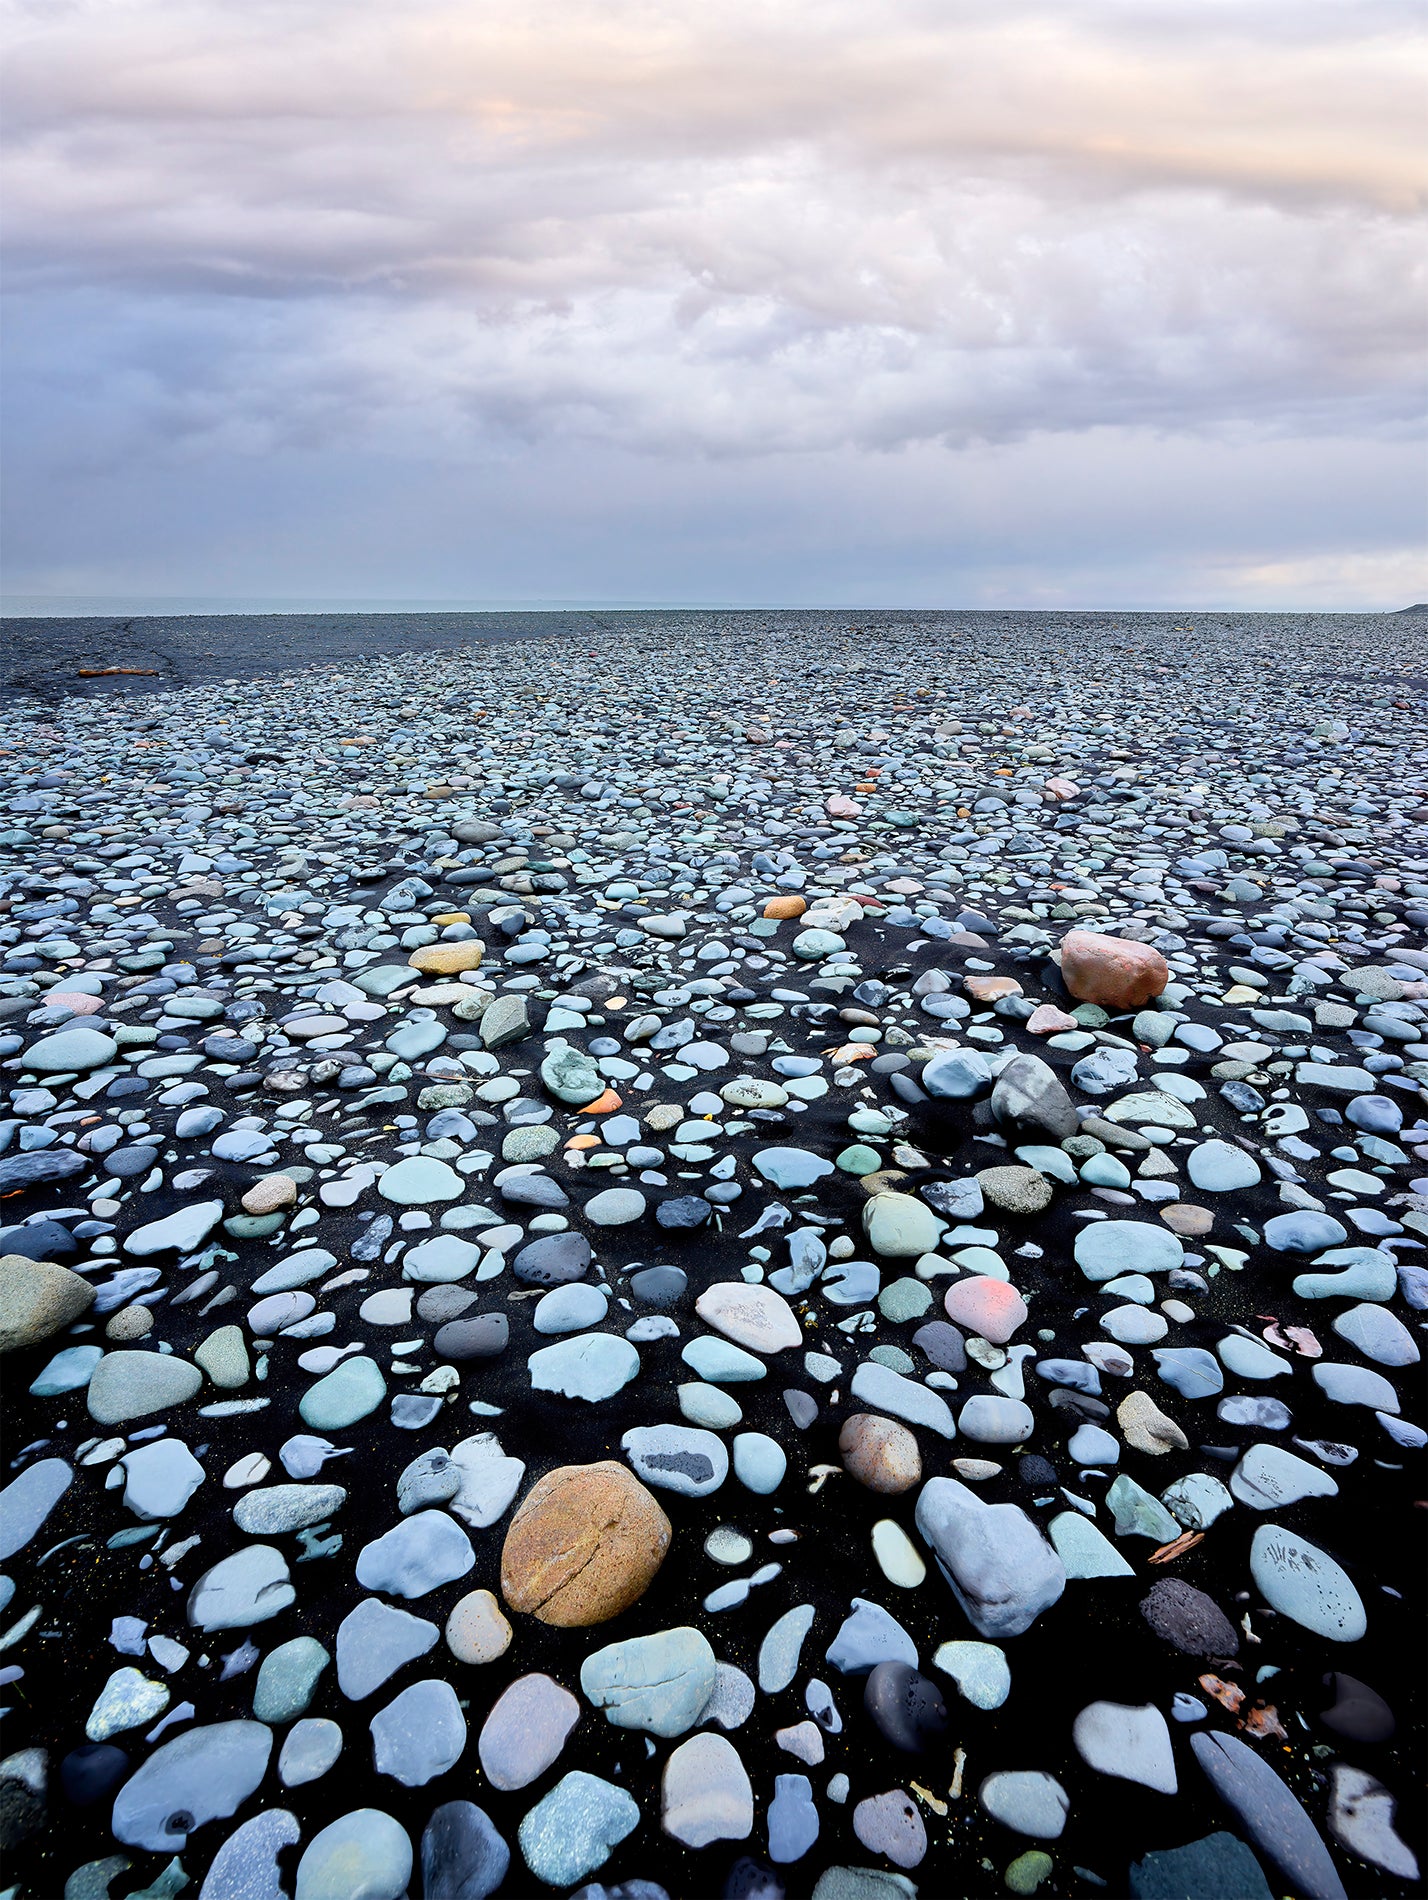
943 1278 1028 1345
584 1089 623 1116
1027 1003 1078 1035
1059 930 1168 1010
1045 777 1081 799
763 895 807 920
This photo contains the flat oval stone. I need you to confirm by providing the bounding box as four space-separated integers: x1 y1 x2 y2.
87 1352 203 1426
0 1457 73 1561
978 1770 1069 1840
112 1720 273 1851
1249 1525 1366 1641
477 1673 579 1790
295 1809 412 1900
1191 1730 1347 1900
1075 1223 1183 1282
434 1314 508 1361
378 1157 464 1204
528 1334 640 1401
299 1356 386 1430
622 1424 728 1497
695 1282 801 1353
279 1719 344 1789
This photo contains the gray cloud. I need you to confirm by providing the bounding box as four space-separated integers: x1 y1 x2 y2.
2 0 1424 604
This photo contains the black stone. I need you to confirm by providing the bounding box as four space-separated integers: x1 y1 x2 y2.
1019 1453 1057 1487
1140 1579 1240 1658
1318 1672 1395 1744
863 1661 950 1753
629 1266 687 1306
512 1233 590 1285
421 1799 511 1900
0 1219 78 1261
912 1320 966 1372
723 1860 785 1900
1128 1830 1273 1900
434 1315 510 1360
655 1196 712 1230
59 1744 128 1809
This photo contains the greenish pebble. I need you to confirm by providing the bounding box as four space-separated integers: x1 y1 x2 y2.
1080 1153 1131 1188
877 1278 933 1323
1071 1003 1109 1027
836 1144 883 1176
224 1213 287 1240
1006 1850 1053 1893
253 1636 329 1723
299 1355 386 1430
867 1344 916 1375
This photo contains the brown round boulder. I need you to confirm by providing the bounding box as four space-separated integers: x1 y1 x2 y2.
839 1414 922 1494
500 1461 671 1626
1059 929 1169 1011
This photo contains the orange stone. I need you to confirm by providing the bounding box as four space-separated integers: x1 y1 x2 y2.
1059 929 1169 1010
964 975 1022 1002
584 1090 624 1115
407 942 484 975
763 896 807 919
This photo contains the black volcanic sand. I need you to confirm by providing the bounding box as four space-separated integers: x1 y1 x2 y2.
0 611 1424 1900
4 605 1426 704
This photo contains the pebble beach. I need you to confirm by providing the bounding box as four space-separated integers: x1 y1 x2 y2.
0 607 1424 1900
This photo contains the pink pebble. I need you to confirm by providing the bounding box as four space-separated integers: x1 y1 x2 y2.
943 1278 1028 1344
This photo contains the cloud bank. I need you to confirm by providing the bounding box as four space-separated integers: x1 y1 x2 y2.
2 0 1424 607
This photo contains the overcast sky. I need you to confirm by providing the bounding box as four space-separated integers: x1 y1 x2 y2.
2 0 1424 611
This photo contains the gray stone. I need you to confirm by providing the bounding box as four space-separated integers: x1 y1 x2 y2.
370 1677 467 1786
111 1721 273 1852
337 1597 440 1700
87 1352 203 1425
356 1511 475 1600
580 1626 716 1737
198 1808 301 1900
0 1457 72 1561
517 1771 640 1888
622 1425 728 1498
915 1478 1065 1637
1192 1730 1347 1900
187 1545 295 1631
478 1673 580 1790
253 1637 329 1724
295 1809 412 1900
